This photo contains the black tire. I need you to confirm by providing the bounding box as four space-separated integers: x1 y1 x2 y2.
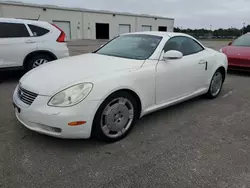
92 91 138 142
25 54 52 72
206 69 223 99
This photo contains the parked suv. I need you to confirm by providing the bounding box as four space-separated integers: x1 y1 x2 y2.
0 18 69 71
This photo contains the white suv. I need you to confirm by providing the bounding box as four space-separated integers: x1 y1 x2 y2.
0 18 69 71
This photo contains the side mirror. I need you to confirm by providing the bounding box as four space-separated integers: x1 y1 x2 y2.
228 42 232 46
163 50 183 60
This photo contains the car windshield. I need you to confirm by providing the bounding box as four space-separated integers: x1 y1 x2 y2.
95 34 162 60
232 34 250 47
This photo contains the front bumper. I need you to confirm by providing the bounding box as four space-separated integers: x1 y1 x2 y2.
13 86 101 139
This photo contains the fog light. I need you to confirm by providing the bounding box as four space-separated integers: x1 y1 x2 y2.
37 123 62 133
68 121 86 126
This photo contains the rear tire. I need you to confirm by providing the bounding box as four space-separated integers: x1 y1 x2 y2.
92 91 138 142
25 54 52 72
206 69 223 99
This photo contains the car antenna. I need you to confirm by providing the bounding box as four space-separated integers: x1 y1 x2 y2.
37 14 41 21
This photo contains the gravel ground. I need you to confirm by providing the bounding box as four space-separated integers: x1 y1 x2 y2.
1 40 250 188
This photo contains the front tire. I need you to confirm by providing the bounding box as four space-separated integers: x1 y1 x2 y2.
92 91 138 142
206 70 223 99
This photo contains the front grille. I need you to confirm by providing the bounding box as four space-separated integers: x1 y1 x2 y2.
17 86 38 105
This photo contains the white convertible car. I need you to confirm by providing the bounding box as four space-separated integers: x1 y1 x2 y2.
13 31 228 142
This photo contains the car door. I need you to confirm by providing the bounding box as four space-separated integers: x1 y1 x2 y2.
156 36 207 105
0 22 37 68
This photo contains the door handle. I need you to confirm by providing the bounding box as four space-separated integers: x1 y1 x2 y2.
25 40 35 44
199 61 207 64
199 60 208 70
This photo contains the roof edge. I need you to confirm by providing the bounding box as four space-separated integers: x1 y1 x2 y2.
0 1 175 20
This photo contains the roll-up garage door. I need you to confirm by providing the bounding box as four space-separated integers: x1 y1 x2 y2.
141 25 152 31
119 24 131 35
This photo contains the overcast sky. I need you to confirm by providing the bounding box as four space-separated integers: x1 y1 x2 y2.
20 0 250 29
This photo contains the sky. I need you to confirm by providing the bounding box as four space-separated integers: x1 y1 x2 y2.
20 0 250 29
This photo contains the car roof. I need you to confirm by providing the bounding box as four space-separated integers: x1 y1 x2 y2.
0 17 49 25
123 31 191 38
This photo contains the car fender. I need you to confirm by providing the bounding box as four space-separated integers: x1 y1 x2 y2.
18 46 38 67
207 51 228 85
87 64 156 114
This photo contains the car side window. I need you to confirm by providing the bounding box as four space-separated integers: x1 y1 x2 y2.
0 22 30 38
28 24 50 37
163 36 204 56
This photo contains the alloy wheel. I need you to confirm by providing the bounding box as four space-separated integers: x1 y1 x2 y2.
32 59 48 68
100 97 134 138
211 71 223 96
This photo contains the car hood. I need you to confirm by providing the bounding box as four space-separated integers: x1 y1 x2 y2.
222 46 250 58
20 53 144 96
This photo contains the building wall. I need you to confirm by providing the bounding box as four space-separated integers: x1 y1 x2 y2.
136 17 174 32
1 4 83 39
0 3 174 40
82 12 137 39
155 18 175 32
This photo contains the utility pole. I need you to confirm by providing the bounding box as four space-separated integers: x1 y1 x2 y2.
209 25 212 38
242 22 246 35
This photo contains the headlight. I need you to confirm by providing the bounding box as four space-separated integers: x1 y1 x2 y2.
48 83 93 107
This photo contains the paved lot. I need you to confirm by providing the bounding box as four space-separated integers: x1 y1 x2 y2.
67 39 229 56
200 40 229 51
67 39 107 56
1 40 250 188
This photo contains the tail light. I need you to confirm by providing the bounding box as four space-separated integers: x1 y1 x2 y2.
51 24 66 42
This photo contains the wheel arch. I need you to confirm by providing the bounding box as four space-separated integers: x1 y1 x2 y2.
95 88 143 120
217 66 226 82
23 50 57 68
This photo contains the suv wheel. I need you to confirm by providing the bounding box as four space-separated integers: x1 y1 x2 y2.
26 54 52 71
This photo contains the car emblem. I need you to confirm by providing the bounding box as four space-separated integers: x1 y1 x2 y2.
19 90 23 97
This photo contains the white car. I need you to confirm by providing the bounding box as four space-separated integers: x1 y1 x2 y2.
0 18 69 71
13 32 228 142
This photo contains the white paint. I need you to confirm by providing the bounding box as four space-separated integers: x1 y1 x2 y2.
13 32 228 140
222 90 233 98
156 49 210 104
